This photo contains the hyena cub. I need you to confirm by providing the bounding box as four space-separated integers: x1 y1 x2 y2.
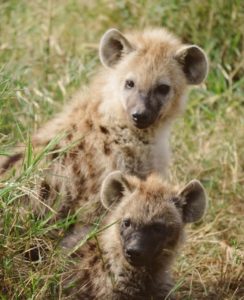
63 171 207 300
0 28 208 220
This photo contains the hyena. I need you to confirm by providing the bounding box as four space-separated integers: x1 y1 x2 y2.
0 28 208 220
62 171 207 300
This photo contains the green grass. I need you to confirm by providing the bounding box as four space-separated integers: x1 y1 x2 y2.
0 0 244 299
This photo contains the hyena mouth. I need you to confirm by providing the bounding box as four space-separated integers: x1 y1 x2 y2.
125 255 145 267
133 121 150 129
132 117 156 129
124 249 149 267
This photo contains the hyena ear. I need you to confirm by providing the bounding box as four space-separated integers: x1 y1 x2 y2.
101 171 133 210
99 29 134 68
178 180 207 223
175 45 208 85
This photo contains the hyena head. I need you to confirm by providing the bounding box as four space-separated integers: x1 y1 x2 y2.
99 29 208 129
101 171 207 268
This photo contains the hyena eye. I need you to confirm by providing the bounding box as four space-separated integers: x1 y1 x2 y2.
122 218 131 227
156 84 170 95
125 80 135 89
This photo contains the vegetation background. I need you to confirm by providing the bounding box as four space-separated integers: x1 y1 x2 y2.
0 0 243 299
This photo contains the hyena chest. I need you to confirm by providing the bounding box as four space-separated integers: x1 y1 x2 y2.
112 142 154 178
66 128 155 188
43 126 158 218
108 127 157 178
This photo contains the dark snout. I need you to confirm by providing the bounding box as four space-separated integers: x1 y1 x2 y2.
130 92 160 129
131 111 151 129
123 231 155 267
125 243 144 266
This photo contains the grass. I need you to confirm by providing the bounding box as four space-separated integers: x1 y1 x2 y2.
0 0 244 299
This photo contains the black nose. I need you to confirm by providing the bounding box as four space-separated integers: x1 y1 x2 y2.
126 247 141 259
132 112 147 122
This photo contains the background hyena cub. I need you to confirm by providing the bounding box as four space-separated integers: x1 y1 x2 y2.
62 171 207 300
0 28 208 221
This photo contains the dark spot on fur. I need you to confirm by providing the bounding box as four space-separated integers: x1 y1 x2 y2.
50 146 60 160
76 251 85 259
89 255 99 267
78 142 84 150
87 161 96 178
122 147 135 157
0 153 22 173
54 184 60 191
82 269 90 282
58 202 73 219
85 119 93 129
72 124 77 130
99 126 109 134
89 182 98 193
103 143 111 155
76 176 86 195
114 139 119 144
51 151 59 159
88 243 96 251
67 133 73 140
72 163 80 174
70 151 78 159
79 175 85 185
40 181 50 201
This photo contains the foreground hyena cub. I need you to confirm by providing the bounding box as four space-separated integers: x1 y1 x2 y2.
0 28 208 220
62 171 207 300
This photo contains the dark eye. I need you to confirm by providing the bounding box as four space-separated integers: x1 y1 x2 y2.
122 218 131 227
156 84 170 95
125 80 135 89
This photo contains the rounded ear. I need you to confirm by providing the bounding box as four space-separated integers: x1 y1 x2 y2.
178 179 207 223
175 45 208 85
99 29 134 68
100 171 132 210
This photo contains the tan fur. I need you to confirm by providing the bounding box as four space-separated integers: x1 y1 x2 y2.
0 28 208 221
62 173 207 299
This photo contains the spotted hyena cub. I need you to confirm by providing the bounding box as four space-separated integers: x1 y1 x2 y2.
0 28 208 220
62 171 207 299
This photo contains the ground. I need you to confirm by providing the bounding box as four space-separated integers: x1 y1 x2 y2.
0 1 244 299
